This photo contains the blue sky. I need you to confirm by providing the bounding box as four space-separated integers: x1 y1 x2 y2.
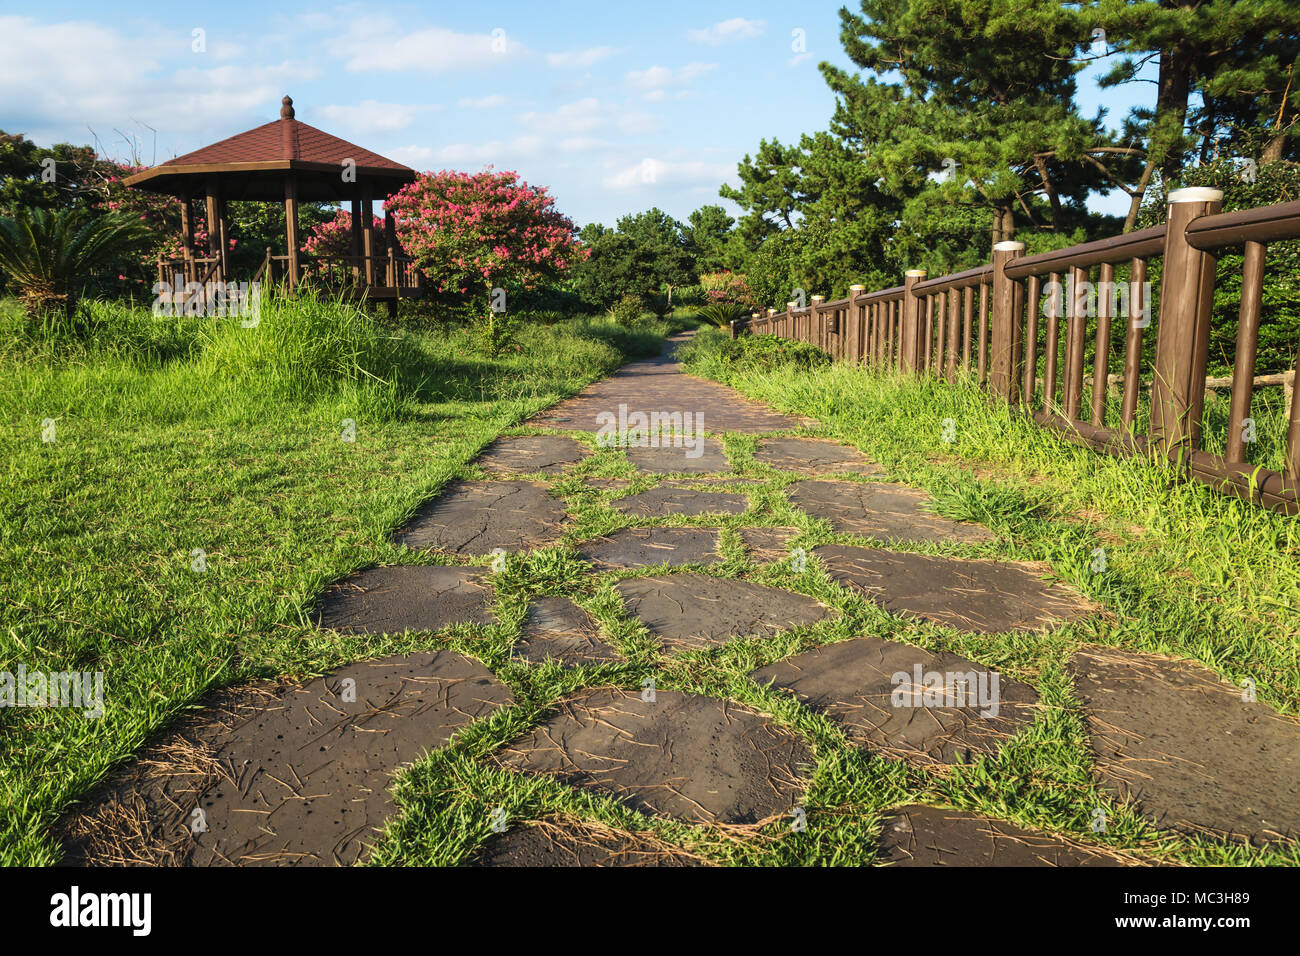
0 1 1151 227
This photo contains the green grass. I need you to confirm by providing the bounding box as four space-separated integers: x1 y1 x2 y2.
0 293 668 865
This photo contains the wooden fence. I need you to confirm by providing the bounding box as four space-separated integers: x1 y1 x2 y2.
736 188 1300 515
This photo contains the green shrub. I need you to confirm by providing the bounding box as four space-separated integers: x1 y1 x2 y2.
694 301 749 328
605 293 644 326
677 325 829 380
0 206 147 318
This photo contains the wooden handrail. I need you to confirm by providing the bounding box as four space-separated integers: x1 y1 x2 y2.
741 194 1300 514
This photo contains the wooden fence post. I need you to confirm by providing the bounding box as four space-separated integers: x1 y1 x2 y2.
1150 187 1223 460
849 285 865 363
989 240 1025 400
899 270 926 374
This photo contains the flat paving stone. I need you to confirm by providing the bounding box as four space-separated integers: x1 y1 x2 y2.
739 527 801 563
475 435 589 474
1069 646 1300 845
877 806 1121 866
816 545 1095 634
611 485 748 517
530 333 810 433
755 437 882 475
59 651 513 866
314 565 494 635
752 637 1037 765
616 574 831 653
396 480 566 555
471 818 703 867
498 687 811 824
625 438 729 474
578 527 720 569
514 596 620 666
789 480 992 544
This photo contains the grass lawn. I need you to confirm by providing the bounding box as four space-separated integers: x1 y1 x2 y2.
0 293 669 865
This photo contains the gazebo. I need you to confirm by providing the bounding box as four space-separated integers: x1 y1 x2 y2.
125 95 423 308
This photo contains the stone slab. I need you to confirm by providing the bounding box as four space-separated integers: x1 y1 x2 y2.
475 435 589 474
877 805 1121 866
497 687 811 824
755 437 881 475
789 480 992 544
59 652 513 866
514 596 620 666
314 565 494 635
611 486 748 517
815 545 1095 634
1069 646 1300 845
752 637 1038 765
397 481 566 555
578 528 720 570
617 574 831 652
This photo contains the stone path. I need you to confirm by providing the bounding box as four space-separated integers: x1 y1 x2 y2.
59 331 1300 866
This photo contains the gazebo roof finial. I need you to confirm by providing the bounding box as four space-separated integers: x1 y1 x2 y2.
280 95 295 120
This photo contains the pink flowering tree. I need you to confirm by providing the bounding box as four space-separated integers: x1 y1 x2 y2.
302 210 384 259
384 168 585 304
700 270 756 307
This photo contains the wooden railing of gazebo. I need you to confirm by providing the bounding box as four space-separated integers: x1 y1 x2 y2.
156 247 424 310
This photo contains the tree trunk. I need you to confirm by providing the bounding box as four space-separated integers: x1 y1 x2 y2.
1153 40 1193 186
991 202 1016 246
1262 133 1286 164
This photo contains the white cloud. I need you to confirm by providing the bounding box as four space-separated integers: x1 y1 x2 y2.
688 18 765 46
0 16 316 153
559 136 612 153
546 46 617 68
517 97 661 136
603 157 733 190
314 100 442 134
325 18 525 73
458 94 509 109
788 53 813 68
625 62 717 91
410 136 543 166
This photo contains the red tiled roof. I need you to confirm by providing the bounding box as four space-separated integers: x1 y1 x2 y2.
160 117 411 172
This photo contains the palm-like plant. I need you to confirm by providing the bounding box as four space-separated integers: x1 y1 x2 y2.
694 301 749 328
0 207 146 317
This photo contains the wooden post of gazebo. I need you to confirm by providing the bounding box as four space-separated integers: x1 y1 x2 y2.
284 175 300 289
384 209 397 285
349 198 363 282
204 178 220 275
179 192 195 280
217 196 231 279
361 185 376 287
